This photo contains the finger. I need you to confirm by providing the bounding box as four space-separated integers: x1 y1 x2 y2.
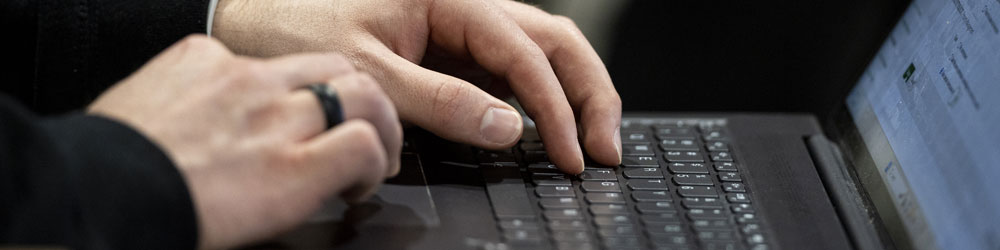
297 120 389 203
372 47 523 150
325 72 404 177
264 52 357 89
280 72 403 177
191 120 389 249
427 0 584 173
496 1 623 166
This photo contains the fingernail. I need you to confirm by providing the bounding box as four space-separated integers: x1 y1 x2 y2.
480 107 522 145
613 128 622 164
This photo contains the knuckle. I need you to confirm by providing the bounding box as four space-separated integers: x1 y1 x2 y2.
352 73 384 99
349 122 388 168
322 53 356 71
342 73 392 116
355 74 391 109
240 60 271 84
551 15 586 39
552 15 577 27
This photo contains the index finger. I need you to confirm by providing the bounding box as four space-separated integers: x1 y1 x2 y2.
428 0 585 173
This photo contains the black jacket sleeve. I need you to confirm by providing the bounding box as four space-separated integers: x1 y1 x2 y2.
1 0 210 114
0 95 198 249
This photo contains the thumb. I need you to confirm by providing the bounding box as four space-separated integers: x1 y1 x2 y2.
381 54 523 149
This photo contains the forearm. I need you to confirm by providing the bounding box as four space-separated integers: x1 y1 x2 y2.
0 96 197 250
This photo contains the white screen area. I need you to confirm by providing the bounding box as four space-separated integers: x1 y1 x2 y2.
846 0 1000 249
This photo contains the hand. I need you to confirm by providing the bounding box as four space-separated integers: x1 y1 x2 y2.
213 0 622 174
87 35 403 249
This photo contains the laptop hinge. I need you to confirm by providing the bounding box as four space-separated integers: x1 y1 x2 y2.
806 134 885 250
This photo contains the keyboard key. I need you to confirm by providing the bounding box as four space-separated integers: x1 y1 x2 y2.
622 156 659 168
719 172 742 182
593 215 633 226
580 169 617 181
673 174 714 186
738 214 761 224
589 204 629 215
654 126 698 138
556 242 597 250
582 181 622 192
731 204 755 213
499 219 541 230
741 223 763 234
598 226 638 237
548 219 588 231
640 213 681 224
658 138 701 151
649 235 691 247
536 186 576 198
687 209 728 220
623 143 655 156
678 186 719 198
586 192 626 204
691 218 732 230
711 152 734 162
705 141 730 152
503 228 542 241
652 244 693 250
697 231 736 241
746 233 766 244
632 190 673 202
702 130 728 141
532 173 571 186
624 167 664 179
737 213 758 222
523 151 549 163
668 162 710 174
545 209 583 220
714 162 738 172
601 237 642 248
540 197 580 209
477 150 516 163
664 151 704 163
528 163 560 173
723 182 746 193
727 193 751 203
701 239 740 250
623 132 652 142
681 197 724 209
482 167 536 219
551 230 592 242
519 141 545 151
645 222 685 234
636 201 676 214
628 179 670 191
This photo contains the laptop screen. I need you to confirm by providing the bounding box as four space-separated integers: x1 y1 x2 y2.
842 0 1000 249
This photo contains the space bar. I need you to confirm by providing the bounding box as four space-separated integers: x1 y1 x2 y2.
482 166 536 219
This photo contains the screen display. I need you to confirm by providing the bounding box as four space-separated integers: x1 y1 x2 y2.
845 0 1000 249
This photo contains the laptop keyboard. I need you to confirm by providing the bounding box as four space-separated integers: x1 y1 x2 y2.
479 119 768 250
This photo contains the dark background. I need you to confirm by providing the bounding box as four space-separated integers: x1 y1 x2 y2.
580 1 910 116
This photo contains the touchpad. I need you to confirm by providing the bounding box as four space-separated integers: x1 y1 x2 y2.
308 153 440 227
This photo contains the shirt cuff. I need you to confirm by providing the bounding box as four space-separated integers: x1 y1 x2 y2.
206 0 221 36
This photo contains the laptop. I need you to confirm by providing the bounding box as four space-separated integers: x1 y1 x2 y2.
248 0 1000 249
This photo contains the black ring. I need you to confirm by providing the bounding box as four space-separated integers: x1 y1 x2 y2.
307 84 344 129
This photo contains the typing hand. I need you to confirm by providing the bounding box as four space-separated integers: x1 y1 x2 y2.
213 0 622 174
88 35 402 249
